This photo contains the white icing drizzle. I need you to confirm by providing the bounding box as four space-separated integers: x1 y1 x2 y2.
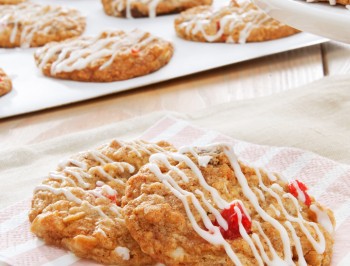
285 221 307 266
253 187 265 201
102 184 117 196
58 152 135 187
90 163 132 185
35 140 165 225
310 204 334 234
114 139 167 157
255 167 326 254
147 143 331 265
178 0 278 44
35 184 115 220
92 166 115 182
34 184 82 204
152 153 229 209
148 162 243 265
58 158 87 170
96 180 105 187
48 171 78 187
88 189 104 199
270 183 284 192
95 227 107 237
36 30 158 75
178 146 212 167
0 3 84 48
224 149 293 264
111 0 163 18
346 5 350 10
110 204 123 217
195 189 229 230
252 221 288 265
222 181 230 195
115 246 130 260
266 171 277 182
63 167 90 188
235 205 264 266
88 184 117 199
147 0 162 18
270 204 280 217
86 150 114 164
114 161 135 173
81 200 110 219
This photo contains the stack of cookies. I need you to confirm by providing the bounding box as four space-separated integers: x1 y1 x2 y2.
29 139 335 265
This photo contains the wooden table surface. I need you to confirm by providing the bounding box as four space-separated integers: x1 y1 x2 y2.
1 41 350 149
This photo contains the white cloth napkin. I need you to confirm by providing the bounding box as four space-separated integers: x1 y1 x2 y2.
0 74 349 209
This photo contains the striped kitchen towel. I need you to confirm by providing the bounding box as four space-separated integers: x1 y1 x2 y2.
0 116 349 265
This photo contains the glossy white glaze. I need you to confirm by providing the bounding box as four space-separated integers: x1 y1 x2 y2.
0 3 84 48
147 143 332 264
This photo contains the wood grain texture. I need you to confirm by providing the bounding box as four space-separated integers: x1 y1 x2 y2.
0 45 323 149
322 42 350 75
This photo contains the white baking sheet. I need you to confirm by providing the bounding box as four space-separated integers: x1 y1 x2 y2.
0 0 327 119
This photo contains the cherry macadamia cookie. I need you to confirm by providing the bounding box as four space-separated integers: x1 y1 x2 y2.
0 2 85 48
34 29 174 82
0 68 12 96
174 0 299 43
0 0 26 5
123 143 335 265
102 0 213 18
29 140 175 265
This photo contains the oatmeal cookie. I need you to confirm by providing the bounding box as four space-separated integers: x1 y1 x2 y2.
101 0 212 18
306 0 350 6
174 0 299 43
0 0 26 5
29 140 175 265
0 68 12 96
123 143 335 265
34 29 174 82
0 3 85 48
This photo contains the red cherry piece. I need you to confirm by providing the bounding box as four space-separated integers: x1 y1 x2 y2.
213 202 251 240
131 48 139 55
104 193 117 204
216 21 221 31
92 186 117 204
288 180 311 207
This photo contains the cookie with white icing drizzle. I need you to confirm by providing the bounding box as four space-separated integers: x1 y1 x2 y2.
101 0 212 18
29 139 175 265
174 0 299 43
34 29 174 82
0 68 12 96
123 143 335 265
0 0 26 5
306 0 350 7
0 3 85 48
